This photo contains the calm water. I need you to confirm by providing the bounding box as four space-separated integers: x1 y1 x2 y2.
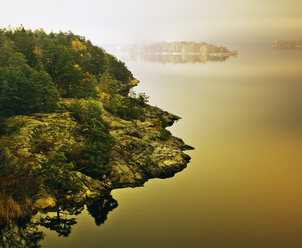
41 45 302 248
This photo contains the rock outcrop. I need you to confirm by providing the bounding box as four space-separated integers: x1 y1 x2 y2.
104 105 193 188
0 79 193 211
0 76 193 247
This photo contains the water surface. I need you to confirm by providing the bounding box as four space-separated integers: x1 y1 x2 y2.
41 45 302 248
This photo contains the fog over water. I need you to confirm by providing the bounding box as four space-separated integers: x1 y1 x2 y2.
1 1 302 247
40 45 302 248
1 0 302 44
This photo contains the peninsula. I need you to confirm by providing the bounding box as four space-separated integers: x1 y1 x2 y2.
0 27 193 242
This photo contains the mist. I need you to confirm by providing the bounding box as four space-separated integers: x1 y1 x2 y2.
0 0 302 46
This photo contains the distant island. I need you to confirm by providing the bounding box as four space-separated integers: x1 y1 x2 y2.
104 41 238 64
273 40 302 49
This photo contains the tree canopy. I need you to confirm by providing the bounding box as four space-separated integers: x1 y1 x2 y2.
0 26 133 117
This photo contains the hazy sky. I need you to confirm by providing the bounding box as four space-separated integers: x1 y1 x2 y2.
0 0 301 45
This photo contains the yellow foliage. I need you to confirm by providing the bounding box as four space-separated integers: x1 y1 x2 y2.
100 92 111 103
34 46 42 57
81 72 92 82
71 39 87 51
84 72 92 77
199 45 208 53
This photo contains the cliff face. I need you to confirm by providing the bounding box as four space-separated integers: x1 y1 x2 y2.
0 79 193 213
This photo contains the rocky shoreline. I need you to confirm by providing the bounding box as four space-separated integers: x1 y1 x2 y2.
0 28 193 247
0 79 193 214
0 77 193 247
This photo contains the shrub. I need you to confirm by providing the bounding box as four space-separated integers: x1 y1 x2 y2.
69 99 86 123
0 144 39 223
137 93 149 107
68 100 115 179
159 129 172 141
38 152 77 195
0 194 32 223
104 95 145 121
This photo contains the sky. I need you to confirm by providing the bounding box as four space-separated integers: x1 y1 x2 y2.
0 0 301 46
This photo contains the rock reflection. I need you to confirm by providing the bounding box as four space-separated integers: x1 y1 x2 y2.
0 195 118 247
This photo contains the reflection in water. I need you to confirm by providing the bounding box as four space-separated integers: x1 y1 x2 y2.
87 196 118 226
115 53 234 64
2 46 302 247
0 195 118 247
39 210 78 238
0 222 44 248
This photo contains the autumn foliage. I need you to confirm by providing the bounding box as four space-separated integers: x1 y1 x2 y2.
0 26 133 117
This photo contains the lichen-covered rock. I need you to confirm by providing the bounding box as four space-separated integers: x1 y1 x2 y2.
0 83 193 212
68 171 111 202
103 104 193 188
1 112 82 170
33 196 56 210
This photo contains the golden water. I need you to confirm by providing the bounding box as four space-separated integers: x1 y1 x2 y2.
42 45 302 248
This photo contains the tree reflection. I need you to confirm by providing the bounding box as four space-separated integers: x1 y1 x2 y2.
0 222 44 248
38 209 77 237
115 53 233 64
87 195 118 226
0 194 118 247
141 54 231 64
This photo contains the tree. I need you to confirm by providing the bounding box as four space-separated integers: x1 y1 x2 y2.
39 152 75 194
0 66 26 116
0 45 14 67
0 27 133 116
0 53 59 116
29 70 58 112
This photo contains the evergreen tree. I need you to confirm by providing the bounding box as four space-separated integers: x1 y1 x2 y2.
29 70 58 112
0 26 133 116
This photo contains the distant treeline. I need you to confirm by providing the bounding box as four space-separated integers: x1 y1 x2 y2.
273 40 302 49
108 41 235 55
141 41 232 54
0 26 133 117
